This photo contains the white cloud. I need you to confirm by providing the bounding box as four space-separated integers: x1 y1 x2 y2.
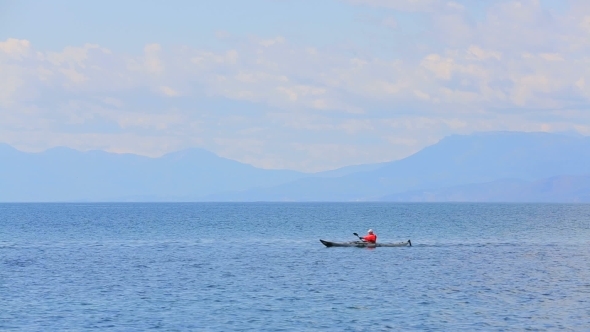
539 53 564 61
3 1 590 171
258 36 285 47
0 38 31 59
575 77 585 90
421 54 453 80
191 49 239 66
276 85 326 103
579 15 590 32
511 74 551 105
215 30 231 39
446 1 464 10
159 86 180 97
37 66 54 81
381 17 398 28
46 44 106 67
60 68 87 84
467 46 502 61
0 65 25 106
414 90 431 100
346 0 440 12
143 43 163 74
116 111 184 131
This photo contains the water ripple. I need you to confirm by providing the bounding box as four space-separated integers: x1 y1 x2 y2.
0 203 589 331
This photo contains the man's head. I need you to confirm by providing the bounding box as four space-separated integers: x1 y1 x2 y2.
367 229 374 234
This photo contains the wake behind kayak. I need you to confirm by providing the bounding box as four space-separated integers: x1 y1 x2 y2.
320 239 411 248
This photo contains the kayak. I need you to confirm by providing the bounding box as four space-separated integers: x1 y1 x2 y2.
320 239 412 248
320 239 411 248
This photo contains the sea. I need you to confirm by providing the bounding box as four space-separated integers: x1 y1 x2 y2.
1 203 589 331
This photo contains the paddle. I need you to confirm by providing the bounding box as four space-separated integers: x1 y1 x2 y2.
353 232 364 241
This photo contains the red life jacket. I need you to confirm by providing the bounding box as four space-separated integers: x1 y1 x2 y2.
363 234 377 243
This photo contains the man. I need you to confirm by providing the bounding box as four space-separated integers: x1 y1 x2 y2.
361 229 377 243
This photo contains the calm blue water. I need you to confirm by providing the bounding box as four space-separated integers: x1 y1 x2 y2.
1 203 589 331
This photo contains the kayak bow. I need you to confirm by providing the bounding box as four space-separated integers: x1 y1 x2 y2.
320 239 412 248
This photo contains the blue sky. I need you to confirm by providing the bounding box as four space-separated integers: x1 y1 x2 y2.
1 0 589 171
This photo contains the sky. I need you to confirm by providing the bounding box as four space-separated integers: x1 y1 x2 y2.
1 0 590 171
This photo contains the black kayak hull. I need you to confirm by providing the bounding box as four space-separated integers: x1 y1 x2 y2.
320 239 411 248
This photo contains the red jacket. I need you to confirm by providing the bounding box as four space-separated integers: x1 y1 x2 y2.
362 234 377 243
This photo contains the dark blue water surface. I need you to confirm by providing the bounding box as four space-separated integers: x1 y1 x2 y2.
1 203 589 331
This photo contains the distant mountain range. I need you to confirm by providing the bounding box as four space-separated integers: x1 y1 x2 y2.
0 145 302 201
382 176 590 202
204 131 590 202
1 131 590 202
0 143 376 202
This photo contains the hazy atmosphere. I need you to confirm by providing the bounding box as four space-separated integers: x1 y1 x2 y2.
3 2 590 330
3 0 590 171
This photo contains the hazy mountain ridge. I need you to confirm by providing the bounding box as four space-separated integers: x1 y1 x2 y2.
0 144 387 202
380 175 590 202
0 145 307 201
206 132 590 201
2 131 590 202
